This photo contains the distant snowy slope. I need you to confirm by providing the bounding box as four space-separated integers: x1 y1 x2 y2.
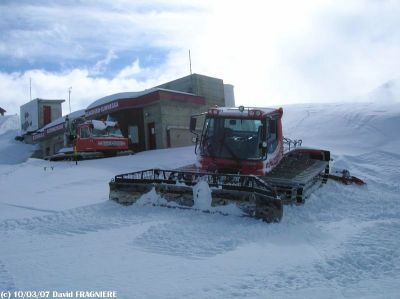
283 102 400 156
365 79 400 103
0 115 35 165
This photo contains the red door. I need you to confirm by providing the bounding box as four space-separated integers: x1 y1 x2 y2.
148 122 156 150
43 106 51 126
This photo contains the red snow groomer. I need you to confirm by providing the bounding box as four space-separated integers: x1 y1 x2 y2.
50 120 129 160
109 106 364 222
74 120 128 155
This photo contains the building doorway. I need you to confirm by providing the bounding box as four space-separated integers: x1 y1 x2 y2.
43 106 51 126
148 122 156 149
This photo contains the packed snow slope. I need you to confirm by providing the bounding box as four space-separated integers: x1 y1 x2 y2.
0 102 399 299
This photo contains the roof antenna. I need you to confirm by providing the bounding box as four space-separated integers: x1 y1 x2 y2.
189 49 193 75
189 49 195 94
68 86 72 114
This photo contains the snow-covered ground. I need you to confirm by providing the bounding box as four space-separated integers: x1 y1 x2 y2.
0 102 399 298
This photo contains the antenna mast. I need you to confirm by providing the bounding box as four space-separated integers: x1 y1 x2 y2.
68 87 72 113
189 50 192 75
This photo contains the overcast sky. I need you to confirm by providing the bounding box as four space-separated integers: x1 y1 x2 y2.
1 0 400 114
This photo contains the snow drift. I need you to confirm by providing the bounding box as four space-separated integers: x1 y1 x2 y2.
0 115 35 165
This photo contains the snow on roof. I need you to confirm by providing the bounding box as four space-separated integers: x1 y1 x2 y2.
37 109 86 132
90 120 117 130
86 88 197 110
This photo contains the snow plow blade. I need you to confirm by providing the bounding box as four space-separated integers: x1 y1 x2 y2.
109 169 282 223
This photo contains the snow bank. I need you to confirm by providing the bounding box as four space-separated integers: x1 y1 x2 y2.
0 115 35 165
0 115 19 135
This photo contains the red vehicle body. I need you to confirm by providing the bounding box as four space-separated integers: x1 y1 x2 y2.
74 120 128 154
194 106 285 176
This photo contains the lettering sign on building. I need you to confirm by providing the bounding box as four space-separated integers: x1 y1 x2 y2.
86 101 119 117
32 123 66 142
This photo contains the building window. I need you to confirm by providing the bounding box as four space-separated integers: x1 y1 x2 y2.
129 126 139 144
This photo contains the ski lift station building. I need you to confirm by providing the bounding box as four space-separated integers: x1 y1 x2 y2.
27 74 235 157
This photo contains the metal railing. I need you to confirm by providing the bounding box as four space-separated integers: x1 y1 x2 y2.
283 137 302 152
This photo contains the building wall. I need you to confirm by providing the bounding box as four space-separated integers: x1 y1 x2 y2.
143 103 162 150
41 133 64 157
157 74 225 108
223 84 235 107
158 101 204 148
20 99 64 136
111 108 145 152
38 101 63 129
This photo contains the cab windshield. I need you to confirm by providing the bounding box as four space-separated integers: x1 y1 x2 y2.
92 126 123 137
200 117 264 160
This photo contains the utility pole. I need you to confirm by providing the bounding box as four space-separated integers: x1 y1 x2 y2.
30 78 32 101
68 86 72 113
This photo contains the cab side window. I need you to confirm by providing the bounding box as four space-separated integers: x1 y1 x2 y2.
268 118 278 153
80 127 91 138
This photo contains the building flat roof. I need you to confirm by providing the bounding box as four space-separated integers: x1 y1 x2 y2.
87 88 197 110
85 88 205 118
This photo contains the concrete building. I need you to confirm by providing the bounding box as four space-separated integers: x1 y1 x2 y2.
85 87 205 152
33 109 85 157
223 84 235 107
29 73 235 158
157 73 227 107
20 98 65 143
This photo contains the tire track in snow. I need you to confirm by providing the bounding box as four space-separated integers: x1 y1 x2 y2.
314 220 400 287
0 202 57 214
131 214 277 259
0 261 15 291
0 201 163 236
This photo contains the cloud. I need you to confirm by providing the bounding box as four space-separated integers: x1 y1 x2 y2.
1 0 400 115
0 56 188 115
90 50 118 76
0 1 208 64
116 60 141 79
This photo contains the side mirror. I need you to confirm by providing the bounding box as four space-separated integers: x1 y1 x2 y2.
192 136 198 144
189 116 197 133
